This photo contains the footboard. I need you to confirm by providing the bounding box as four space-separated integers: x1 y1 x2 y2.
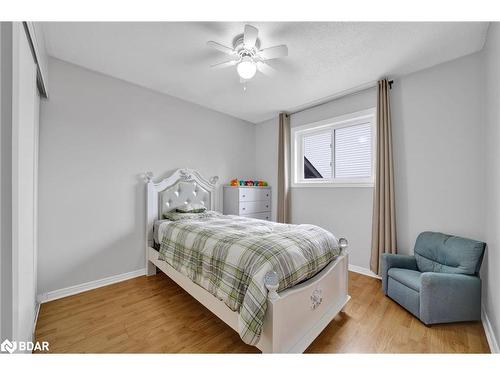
257 253 350 353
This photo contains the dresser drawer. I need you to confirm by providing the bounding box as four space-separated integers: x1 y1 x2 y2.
241 211 272 221
239 188 271 202
239 200 270 215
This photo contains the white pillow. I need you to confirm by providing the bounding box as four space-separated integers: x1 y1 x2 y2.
175 203 207 213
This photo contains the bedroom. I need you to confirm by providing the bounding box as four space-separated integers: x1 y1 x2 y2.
1 0 500 372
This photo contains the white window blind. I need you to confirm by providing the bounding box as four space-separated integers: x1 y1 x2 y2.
292 108 375 186
303 131 332 179
334 122 372 178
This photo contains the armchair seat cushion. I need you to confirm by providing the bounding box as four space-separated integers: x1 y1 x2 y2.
388 268 422 292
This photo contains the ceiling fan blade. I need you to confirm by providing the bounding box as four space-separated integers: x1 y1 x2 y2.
258 45 288 60
256 61 276 76
207 41 235 55
210 59 238 69
243 25 258 49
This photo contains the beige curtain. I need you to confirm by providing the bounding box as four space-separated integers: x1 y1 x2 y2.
370 79 397 274
277 113 291 223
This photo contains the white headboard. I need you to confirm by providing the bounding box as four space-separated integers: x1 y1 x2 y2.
145 168 219 247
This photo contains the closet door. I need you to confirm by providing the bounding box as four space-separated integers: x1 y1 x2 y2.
11 22 39 346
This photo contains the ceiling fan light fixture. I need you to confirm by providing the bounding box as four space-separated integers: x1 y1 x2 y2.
237 56 257 80
207 24 288 84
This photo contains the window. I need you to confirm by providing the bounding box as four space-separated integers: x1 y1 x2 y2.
292 108 376 187
303 130 332 179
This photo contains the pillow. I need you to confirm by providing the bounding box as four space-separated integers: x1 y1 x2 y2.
163 210 217 221
175 203 207 213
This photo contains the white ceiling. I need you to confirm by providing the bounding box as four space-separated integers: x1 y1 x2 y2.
41 22 489 123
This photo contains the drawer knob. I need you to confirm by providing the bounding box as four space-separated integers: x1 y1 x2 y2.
242 195 246 197
266 205 269 208
242 208 246 210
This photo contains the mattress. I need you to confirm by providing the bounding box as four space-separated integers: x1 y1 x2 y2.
153 219 171 244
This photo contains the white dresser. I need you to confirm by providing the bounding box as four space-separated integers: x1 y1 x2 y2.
223 186 272 221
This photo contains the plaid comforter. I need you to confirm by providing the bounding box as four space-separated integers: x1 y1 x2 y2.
158 211 340 345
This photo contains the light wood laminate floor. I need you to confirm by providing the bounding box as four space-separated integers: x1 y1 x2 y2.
34 272 490 353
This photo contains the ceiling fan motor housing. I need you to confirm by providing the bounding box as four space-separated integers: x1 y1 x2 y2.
233 34 261 54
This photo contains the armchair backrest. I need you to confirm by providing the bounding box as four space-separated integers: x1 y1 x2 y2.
414 231 485 275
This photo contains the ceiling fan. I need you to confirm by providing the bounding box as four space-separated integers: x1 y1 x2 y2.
207 24 288 82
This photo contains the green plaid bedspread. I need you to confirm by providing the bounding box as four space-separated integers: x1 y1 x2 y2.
158 211 340 345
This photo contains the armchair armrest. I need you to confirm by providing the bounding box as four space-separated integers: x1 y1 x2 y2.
381 254 417 294
420 272 481 324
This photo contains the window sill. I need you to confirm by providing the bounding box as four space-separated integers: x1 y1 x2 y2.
291 182 374 188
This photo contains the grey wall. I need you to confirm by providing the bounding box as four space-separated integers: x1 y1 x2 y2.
255 52 485 272
38 58 256 294
391 52 484 253
482 22 500 351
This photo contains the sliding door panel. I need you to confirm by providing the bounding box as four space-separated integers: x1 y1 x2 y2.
12 22 38 347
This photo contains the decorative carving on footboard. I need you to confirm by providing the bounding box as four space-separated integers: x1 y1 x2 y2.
310 288 323 310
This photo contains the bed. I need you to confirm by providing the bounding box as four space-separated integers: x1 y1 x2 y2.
145 168 350 353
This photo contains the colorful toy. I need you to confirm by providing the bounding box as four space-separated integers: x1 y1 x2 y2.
230 179 269 187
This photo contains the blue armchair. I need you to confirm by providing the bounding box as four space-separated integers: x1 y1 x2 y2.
381 231 485 325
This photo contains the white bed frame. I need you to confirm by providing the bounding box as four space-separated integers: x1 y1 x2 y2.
145 168 350 353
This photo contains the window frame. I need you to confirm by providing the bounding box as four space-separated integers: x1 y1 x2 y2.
291 108 376 188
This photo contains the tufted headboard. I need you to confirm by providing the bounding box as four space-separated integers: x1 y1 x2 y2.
160 180 212 216
145 168 219 247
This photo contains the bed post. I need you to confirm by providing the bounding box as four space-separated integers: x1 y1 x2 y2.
264 271 280 301
338 238 349 312
146 259 157 276
145 171 157 276
261 271 280 353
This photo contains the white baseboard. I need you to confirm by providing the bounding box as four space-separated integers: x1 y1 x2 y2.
37 268 146 303
482 305 499 353
348 264 381 279
33 302 41 337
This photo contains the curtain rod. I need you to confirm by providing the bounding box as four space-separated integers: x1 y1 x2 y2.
289 79 393 116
